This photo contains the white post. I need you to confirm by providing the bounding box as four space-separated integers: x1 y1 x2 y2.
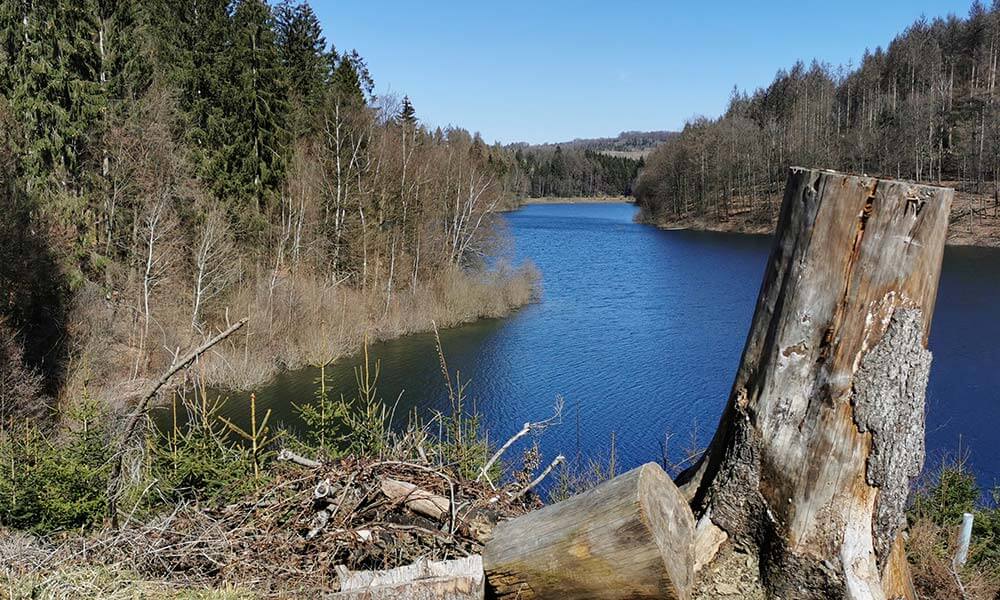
953 512 975 569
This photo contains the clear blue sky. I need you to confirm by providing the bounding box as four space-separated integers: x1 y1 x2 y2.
313 0 975 145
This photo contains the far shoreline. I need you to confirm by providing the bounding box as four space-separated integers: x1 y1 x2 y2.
520 195 634 205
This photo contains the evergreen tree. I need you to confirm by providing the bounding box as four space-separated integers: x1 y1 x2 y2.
275 0 327 134
399 95 416 125
152 0 230 177
0 0 105 191
330 50 373 108
220 0 289 214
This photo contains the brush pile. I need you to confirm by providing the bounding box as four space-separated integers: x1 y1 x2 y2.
2 455 540 597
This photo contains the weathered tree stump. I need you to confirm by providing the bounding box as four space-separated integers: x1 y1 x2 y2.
483 462 694 600
680 168 952 599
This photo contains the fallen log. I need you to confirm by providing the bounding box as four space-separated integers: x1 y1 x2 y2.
681 168 952 599
483 462 694 600
381 477 450 521
330 555 484 600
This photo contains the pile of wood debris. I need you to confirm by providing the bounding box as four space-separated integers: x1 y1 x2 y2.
2 453 540 597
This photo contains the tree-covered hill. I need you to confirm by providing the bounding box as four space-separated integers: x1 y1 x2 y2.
636 2 1000 238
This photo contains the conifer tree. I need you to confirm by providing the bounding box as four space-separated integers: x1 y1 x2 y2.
399 95 417 125
275 0 327 134
330 50 373 108
1 0 105 191
221 0 289 214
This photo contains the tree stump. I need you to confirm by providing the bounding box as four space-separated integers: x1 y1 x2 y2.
681 168 952 599
483 462 694 600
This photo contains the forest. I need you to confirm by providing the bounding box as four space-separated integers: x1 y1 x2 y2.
0 0 540 425
635 2 1000 241
512 145 642 198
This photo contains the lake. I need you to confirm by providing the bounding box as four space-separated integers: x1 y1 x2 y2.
176 203 1000 491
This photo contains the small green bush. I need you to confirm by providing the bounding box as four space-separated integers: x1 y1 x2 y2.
0 402 110 533
908 458 1000 573
151 394 264 505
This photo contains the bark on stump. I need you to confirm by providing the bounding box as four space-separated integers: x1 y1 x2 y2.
483 462 694 600
681 167 952 599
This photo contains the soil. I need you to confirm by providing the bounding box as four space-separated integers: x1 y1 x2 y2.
643 187 1000 248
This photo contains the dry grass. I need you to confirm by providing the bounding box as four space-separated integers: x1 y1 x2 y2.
907 517 1000 600
59 262 539 404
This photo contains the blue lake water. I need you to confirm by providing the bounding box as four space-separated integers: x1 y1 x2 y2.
193 203 1000 491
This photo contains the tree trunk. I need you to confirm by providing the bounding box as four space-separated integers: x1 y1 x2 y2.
483 462 694 600
680 167 952 599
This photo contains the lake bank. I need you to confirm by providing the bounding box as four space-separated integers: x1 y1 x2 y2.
519 195 633 205
638 188 1000 248
207 202 1000 493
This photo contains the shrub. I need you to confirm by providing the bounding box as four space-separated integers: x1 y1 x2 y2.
0 402 110 533
151 393 264 506
907 457 1000 599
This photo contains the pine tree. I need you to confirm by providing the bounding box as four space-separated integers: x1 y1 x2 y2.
399 95 416 125
275 0 327 134
221 0 289 215
151 0 230 174
330 50 372 108
1 0 105 191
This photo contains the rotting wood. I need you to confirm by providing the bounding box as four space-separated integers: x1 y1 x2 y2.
277 448 322 469
680 168 952 599
330 555 484 600
381 477 451 521
483 462 694 600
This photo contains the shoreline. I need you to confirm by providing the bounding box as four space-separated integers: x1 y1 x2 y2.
519 195 634 205
638 189 1000 249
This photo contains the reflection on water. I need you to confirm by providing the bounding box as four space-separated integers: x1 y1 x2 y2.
156 203 1000 490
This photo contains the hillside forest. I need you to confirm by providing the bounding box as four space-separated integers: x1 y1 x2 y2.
0 0 547 426
635 1 1000 244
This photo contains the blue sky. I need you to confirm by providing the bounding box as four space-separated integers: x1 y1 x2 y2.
312 1 976 145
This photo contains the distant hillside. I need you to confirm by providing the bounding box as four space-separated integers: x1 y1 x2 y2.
505 131 677 198
514 130 678 158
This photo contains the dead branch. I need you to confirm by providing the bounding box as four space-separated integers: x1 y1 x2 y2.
278 448 322 469
477 396 563 484
513 455 564 499
108 317 249 525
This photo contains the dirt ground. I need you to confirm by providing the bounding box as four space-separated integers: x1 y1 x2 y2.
645 187 1000 248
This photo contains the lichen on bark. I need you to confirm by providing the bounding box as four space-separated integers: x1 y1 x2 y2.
851 307 932 563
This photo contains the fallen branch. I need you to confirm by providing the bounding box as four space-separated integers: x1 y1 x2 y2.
477 397 563 484
381 478 450 521
278 449 322 469
513 455 564 499
107 318 249 525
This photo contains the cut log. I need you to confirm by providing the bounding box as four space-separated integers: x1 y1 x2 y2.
330 555 484 600
381 478 450 521
682 168 952 599
483 462 694 600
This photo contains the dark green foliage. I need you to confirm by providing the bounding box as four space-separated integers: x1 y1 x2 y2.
152 395 263 505
0 402 110 533
909 460 1000 572
275 0 327 134
330 50 373 108
209 0 290 216
0 0 105 190
517 145 641 197
399 95 416 125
